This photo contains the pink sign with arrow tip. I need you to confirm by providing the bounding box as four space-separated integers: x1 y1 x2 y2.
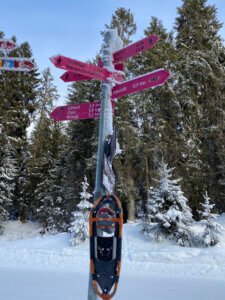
60 72 91 82
113 35 159 63
111 69 170 99
50 101 115 122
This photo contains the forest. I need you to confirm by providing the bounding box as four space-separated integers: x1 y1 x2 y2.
0 0 225 237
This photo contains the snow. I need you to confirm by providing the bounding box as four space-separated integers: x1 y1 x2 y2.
0 217 225 299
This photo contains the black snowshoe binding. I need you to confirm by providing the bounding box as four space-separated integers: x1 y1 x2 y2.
89 194 123 300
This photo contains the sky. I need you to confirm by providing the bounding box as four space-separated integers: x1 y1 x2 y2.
0 0 224 106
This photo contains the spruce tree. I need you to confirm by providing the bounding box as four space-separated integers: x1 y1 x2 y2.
0 34 40 219
105 7 136 46
143 162 194 246
0 138 18 232
35 156 70 233
28 68 66 222
69 176 93 245
129 17 179 217
174 0 225 214
198 191 224 246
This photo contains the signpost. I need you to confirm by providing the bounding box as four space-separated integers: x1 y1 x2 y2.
111 69 170 99
50 30 170 300
113 34 159 63
0 39 18 52
50 101 114 121
0 57 36 71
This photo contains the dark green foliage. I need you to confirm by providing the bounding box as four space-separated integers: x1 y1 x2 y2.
0 33 40 221
174 0 225 214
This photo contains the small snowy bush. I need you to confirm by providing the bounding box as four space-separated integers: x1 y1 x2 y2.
142 162 194 246
69 176 93 246
198 192 224 247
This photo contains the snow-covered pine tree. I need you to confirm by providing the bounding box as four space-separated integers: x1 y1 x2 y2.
143 162 194 246
69 176 93 246
0 36 39 220
129 16 178 219
198 192 224 246
0 139 18 233
174 0 225 215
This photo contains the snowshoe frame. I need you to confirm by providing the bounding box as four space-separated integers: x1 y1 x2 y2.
89 194 123 300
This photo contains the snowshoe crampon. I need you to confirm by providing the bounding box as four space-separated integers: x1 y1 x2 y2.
89 194 123 300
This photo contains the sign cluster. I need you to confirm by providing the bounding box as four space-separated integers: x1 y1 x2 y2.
50 34 170 193
50 34 169 122
0 38 36 72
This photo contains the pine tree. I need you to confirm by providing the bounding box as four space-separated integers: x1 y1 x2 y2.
143 162 194 246
129 17 178 217
69 176 93 245
35 157 70 233
198 191 224 246
29 68 66 223
174 0 225 214
0 138 18 232
105 7 136 46
0 34 40 219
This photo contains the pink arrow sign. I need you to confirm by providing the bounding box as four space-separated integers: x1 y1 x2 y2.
111 69 170 99
50 54 113 81
113 35 159 64
61 70 123 83
0 57 36 71
60 72 91 82
0 39 18 52
50 101 115 122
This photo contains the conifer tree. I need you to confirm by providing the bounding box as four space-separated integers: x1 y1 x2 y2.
129 17 178 215
198 191 224 246
174 0 225 214
27 68 66 222
0 138 18 232
0 34 40 219
35 156 70 233
69 176 93 245
105 7 136 46
143 162 194 246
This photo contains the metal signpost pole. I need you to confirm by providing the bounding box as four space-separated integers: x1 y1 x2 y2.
87 30 116 300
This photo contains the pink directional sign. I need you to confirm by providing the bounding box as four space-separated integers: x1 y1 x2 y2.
113 35 159 64
50 54 112 81
61 72 91 82
50 101 115 122
111 69 170 99
0 39 18 52
61 69 123 83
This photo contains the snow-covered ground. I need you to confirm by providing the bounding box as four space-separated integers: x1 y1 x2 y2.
0 216 225 299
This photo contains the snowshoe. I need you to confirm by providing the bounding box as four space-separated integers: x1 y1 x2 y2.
89 194 123 300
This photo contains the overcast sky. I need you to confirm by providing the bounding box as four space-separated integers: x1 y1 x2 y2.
0 0 224 106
